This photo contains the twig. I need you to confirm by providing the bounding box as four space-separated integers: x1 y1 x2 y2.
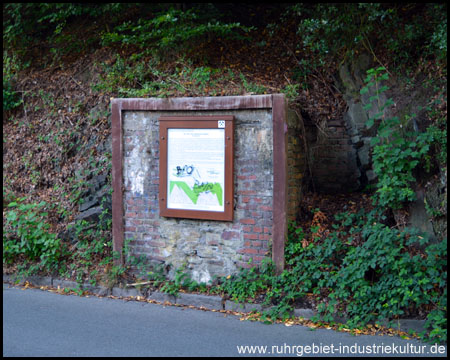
21 90 28 123
70 76 88 95
167 77 189 92
126 281 153 287
362 36 393 77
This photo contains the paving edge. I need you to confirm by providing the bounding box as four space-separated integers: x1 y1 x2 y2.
3 273 426 334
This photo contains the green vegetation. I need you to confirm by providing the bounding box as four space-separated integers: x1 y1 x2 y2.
3 3 131 62
4 198 62 271
3 51 23 111
3 2 447 345
212 209 447 344
101 6 253 58
361 67 444 209
284 3 447 69
113 207 446 343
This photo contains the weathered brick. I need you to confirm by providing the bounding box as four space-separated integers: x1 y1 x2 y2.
237 190 257 196
259 205 272 211
251 241 262 248
250 211 263 219
244 233 258 240
240 218 255 225
239 248 259 255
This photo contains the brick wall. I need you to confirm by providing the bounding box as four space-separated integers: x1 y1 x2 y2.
121 108 299 283
286 109 305 221
304 117 361 194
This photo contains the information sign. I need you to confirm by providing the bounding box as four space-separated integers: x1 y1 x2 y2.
159 116 234 221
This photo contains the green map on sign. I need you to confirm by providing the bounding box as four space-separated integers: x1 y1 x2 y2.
169 181 223 206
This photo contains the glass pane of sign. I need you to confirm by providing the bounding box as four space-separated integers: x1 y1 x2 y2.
166 128 225 212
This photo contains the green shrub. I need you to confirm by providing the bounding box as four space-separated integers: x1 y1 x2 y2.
101 7 253 57
3 4 130 59
3 78 22 111
93 56 225 98
3 198 61 270
160 265 208 297
328 222 444 324
361 67 437 209
216 210 447 343
217 259 274 304
271 3 447 68
285 212 447 343
3 52 23 111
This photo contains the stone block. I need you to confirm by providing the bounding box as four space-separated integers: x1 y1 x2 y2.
224 300 264 313
11 275 53 287
175 293 223 310
293 308 315 320
147 291 177 304
79 195 99 212
52 279 79 289
75 206 104 222
376 319 426 335
111 287 142 298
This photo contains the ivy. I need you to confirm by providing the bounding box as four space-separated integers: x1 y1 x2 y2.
215 211 447 344
360 67 436 209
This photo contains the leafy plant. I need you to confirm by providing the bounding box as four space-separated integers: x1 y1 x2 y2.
217 259 274 304
3 52 23 112
239 73 266 94
360 67 435 209
3 198 62 270
101 7 253 58
215 210 447 343
278 3 447 68
3 79 22 112
281 83 300 101
160 265 206 297
3 3 130 60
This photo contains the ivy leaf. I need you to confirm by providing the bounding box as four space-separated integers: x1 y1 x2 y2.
378 126 394 138
360 86 370 95
363 103 373 111
6 211 18 222
373 111 384 120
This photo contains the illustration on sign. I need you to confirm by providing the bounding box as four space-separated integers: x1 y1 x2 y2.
167 128 225 212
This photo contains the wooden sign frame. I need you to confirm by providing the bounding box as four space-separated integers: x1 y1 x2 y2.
158 116 234 221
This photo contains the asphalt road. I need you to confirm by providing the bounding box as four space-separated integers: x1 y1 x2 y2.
3 283 447 357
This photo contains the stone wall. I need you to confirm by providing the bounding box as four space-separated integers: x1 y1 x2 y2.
302 53 446 244
305 54 387 193
120 107 302 283
286 110 305 220
305 115 360 194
